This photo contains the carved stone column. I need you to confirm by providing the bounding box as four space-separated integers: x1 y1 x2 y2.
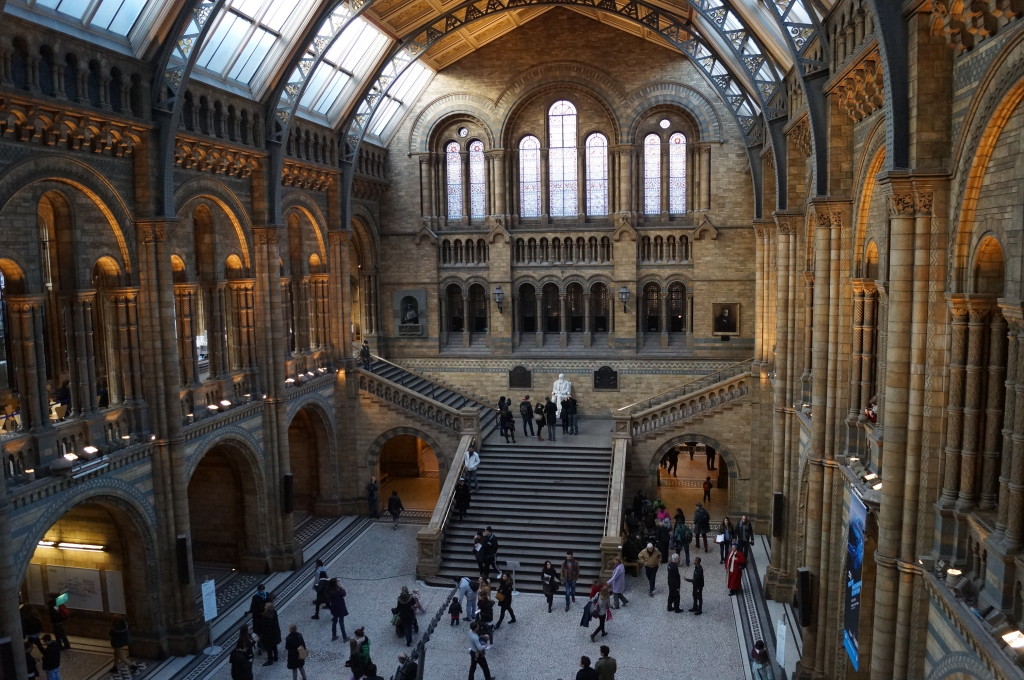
981 313 1007 510
583 292 592 348
996 309 1021 538
941 297 969 507
957 302 991 511
62 291 98 417
173 284 199 388
7 295 48 432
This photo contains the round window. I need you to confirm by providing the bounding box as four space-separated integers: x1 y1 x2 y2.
457 126 469 138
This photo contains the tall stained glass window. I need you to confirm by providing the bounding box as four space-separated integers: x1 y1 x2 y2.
644 133 661 215
669 132 687 214
585 133 608 216
469 140 486 219
519 136 541 218
548 101 578 218
446 141 463 220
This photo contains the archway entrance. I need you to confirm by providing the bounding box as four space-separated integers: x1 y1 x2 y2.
288 406 330 515
187 445 261 573
655 438 730 524
377 434 440 513
20 500 156 666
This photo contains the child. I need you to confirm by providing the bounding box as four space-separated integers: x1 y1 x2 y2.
412 589 427 614
448 596 463 625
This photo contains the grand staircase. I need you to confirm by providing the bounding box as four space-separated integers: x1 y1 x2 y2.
368 358 483 411
435 435 613 593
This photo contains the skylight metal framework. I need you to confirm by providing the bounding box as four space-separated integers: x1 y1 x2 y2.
344 0 784 166
760 0 827 76
153 0 228 113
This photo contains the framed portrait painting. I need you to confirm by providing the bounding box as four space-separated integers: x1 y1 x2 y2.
712 302 740 336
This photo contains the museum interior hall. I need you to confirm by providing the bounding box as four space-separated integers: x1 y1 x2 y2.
1 0 1024 678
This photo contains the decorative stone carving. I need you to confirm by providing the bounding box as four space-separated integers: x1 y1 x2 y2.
835 50 885 122
486 217 511 244
931 1 1021 53
0 96 144 156
508 366 531 389
594 366 618 390
413 224 438 246
692 214 720 241
174 137 260 177
789 116 812 157
282 161 336 191
612 214 637 242
138 223 167 244
888 192 916 217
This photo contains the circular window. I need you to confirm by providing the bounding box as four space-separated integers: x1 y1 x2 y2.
457 126 469 138
659 119 671 129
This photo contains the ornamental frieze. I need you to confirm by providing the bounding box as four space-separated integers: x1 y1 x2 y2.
174 136 261 177
0 95 143 157
282 161 336 191
932 1 1022 53
835 50 885 123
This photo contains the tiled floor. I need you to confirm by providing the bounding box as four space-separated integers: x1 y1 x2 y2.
181 521 754 680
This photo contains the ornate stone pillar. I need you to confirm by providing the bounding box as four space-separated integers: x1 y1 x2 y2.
173 284 199 388
486 149 506 217
535 295 543 348
62 291 98 417
326 230 350 360
559 293 567 349
7 295 48 432
957 302 990 511
941 297 969 507
1004 318 1024 550
996 309 1021 538
981 313 1006 510
203 282 227 378
860 283 878 410
612 145 632 214
583 292 592 348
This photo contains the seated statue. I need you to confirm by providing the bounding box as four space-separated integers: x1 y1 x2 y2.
551 373 572 417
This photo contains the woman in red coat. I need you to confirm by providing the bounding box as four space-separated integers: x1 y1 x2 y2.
725 541 747 596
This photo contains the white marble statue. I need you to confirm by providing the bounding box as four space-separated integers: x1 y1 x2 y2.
552 373 572 417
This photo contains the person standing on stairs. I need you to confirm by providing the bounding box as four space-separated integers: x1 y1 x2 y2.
482 527 501 576
544 397 557 441
465 446 481 493
455 478 472 524
500 407 516 443
359 339 372 371
519 396 535 438
535 401 546 441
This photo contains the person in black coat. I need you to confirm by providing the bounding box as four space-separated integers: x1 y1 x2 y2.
47 595 70 650
388 490 405 530
229 638 254 680
260 601 281 664
494 572 517 628
24 640 38 679
454 479 472 523
395 587 417 647
328 578 349 642
666 554 683 612
543 397 557 441
534 401 546 440
684 556 705 615
41 634 61 676
284 624 307 680
249 584 268 638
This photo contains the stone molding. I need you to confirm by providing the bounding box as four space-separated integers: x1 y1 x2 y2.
931 1 1023 54
0 95 145 156
282 160 336 191
174 135 261 177
834 49 885 122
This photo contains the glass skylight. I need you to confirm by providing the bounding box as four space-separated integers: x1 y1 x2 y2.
295 16 392 124
10 0 172 53
368 61 435 140
194 0 320 94
26 0 147 34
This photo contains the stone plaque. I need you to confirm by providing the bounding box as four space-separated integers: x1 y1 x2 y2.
509 366 532 389
594 366 618 390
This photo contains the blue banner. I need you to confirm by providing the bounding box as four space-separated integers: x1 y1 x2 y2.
843 494 867 670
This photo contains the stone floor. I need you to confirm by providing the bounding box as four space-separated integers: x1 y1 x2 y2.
133 519 764 680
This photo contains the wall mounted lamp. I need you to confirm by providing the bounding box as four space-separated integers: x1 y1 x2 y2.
618 286 630 313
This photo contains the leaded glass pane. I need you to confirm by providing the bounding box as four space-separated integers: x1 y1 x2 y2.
446 141 463 221
548 101 577 218
585 133 608 216
519 136 541 219
469 140 486 219
669 132 687 214
644 133 661 215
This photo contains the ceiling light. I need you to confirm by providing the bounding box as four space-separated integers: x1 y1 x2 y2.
872 482 883 491
1002 630 1024 649
56 542 105 552
864 473 878 481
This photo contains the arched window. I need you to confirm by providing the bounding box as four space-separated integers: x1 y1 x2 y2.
585 133 608 216
669 132 687 213
548 101 578 217
519 135 542 218
643 282 661 332
446 284 464 333
469 140 486 219
591 284 609 333
644 133 661 215
567 283 584 332
542 283 561 333
668 282 686 332
519 284 537 333
469 284 488 333
446 141 463 220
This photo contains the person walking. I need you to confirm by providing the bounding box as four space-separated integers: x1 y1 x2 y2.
353 628 373 672
561 551 581 611
736 514 755 558
519 396 534 437
482 527 501 576
666 447 679 476
684 556 704 615
108 614 137 674
702 476 713 503
327 578 349 642
544 397 557 441
395 652 418 680
22 605 44 653
541 560 560 613
707 447 718 470
229 638 254 680
494 572 516 628
673 517 693 566
449 596 464 625
388 490 405 530
719 516 735 564
534 401 546 441
750 640 774 680
694 503 711 553
454 478 472 523
260 600 281 665
466 621 494 680
359 339 372 370
588 586 611 642
595 645 616 680
47 596 70 651
311 561 328 619
395 587 417 646
25 640 39 680
607 557 628 609
458 576 478 620
638 542 662 596
367 476 380 518
666 553 683 612
465 446 481 493
284 624 308 680
576 655 599 680
40 634 60 680
500 407 516 443
726 541 748 596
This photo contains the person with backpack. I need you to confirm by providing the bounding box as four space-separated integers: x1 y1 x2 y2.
673 521 693 566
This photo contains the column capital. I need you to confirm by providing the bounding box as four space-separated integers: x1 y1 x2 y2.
773 211 804 235
5 293 45 311
251 225 284 246
135 218 178 244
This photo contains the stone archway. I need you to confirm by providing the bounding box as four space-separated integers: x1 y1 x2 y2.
377 433 441 513
20 498 160 656
645 434 737 526
187 442 264 572
288 405 331 514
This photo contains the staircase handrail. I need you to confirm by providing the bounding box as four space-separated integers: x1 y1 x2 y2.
365 354 492 409
615 358 754 415
628 372 750 438
599 433 630 581
358 370 483 437
416 433 475 579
